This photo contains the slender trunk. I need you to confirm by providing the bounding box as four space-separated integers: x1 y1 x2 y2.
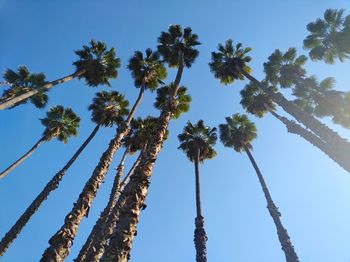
0 126 100 256
40 79 145 261
77 149 144 262
266 105 350 173
0 70 85 111
118 151 143 193
193 149 207 262
243 145 299 262
101 54 185 262
125 83 145 125
240 69 350 154
74 147 129 262
0 136 47 179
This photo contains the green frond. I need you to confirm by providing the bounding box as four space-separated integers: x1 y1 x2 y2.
127 48 167 90
88 91 129 127
157 25 200 68
219 113 257 153
73 40 121 86
178 120 217 162
154 84 191 119
40 105 80 143
209 39 252 85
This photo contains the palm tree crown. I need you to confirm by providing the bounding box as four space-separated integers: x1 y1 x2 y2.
263 48 307 88
293 76 350 128
73 40 120 86
157 25 200 68
1 66 48 108
304 8 350 63
88 91 129 127
240 81 276 118
124 116 168 153
219 113 257 152
41 105 80 143
127 48 167 90
154 84 191 119
178 120 217 162
209 39 252 84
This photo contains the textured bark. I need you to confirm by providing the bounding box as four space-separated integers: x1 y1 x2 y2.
267 107 350 173
39 77 147 261
77 150 144 262
0 136 47 179
74 147 129 262
100 54 184 262
244 145 299 262
0 126 100 257
118 151 143 193
194 216 208 262
39 124 129 262
0 70 85 111
100 111 172 262
241 70 350 155
193 149 207 262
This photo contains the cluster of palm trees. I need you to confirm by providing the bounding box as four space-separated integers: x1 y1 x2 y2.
1 7 349 262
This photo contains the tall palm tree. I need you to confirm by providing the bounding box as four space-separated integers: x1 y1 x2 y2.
264 47 350 130
75 116 165 262
303 8 350 64
39 48 166 261
209 39 350 166
0 105 80 180
0 91 128 256
101 25 200 262
0 40 120 110
240 81 350 173
178 120 217 262
219 113 300 262
0 66 48 108
293 76 350 129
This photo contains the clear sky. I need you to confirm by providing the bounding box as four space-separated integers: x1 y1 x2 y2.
1 1 350 261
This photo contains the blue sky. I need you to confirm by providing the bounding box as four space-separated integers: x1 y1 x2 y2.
1 1 350 261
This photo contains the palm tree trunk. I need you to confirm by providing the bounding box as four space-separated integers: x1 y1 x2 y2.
74 146 129 262
125 83 145 125
40 81 146 261
100 54 185 262
240 69 350 153
0 136 47 179
193 149 208 262
266 106 350 173
118 150 143 192
0 125 100 256
0 70 85 111
76 149 144 262
243 145 299 262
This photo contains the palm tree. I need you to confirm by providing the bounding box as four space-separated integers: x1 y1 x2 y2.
39 48 166 261
303 9 350 64
0 105 80 180
219 113 300 262
264 48 350 130
0 66 48 108
154 84 191 119
0 91 128 256
100 25 200 262
0 40 120 110
293 76 350 129
209 39 350 165
75 116 165 262
178 120 217 262
240 81 350 173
